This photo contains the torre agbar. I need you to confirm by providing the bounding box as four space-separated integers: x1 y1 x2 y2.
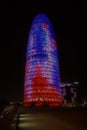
24 13 62 107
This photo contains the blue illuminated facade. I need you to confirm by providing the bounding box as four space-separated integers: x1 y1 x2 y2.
24 13 62 107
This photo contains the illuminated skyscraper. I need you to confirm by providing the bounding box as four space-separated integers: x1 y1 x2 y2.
24 13 62 107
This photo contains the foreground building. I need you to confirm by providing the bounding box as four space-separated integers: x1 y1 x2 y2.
24 13 62 107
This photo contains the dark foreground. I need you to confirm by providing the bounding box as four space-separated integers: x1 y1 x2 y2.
9 106 87 130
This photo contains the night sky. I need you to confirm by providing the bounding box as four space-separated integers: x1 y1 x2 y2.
0 0 86 101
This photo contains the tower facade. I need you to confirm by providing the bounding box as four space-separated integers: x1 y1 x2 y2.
24 13 62 107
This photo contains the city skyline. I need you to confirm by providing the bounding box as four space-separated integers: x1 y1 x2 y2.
0 1 86 101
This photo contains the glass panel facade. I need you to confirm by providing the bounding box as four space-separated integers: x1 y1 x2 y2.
24 13 62 107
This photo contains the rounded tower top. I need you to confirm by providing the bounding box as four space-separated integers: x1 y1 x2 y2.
29 13 55 39
32 13 50 23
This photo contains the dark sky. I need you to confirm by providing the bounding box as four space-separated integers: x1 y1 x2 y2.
0 0 86 101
